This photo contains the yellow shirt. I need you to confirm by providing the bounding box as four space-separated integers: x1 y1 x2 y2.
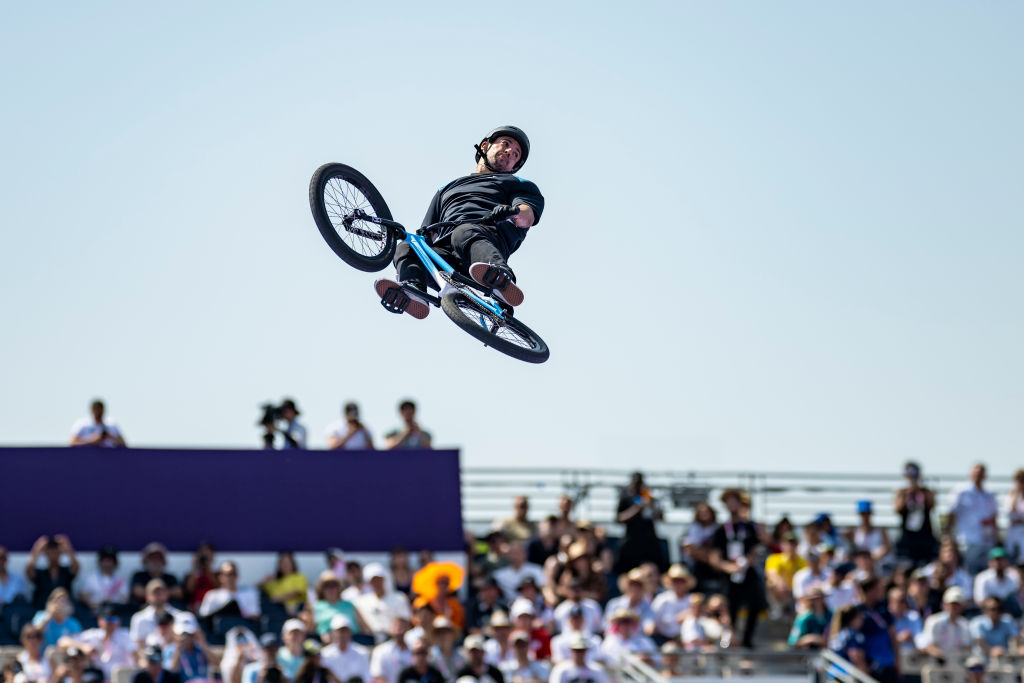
764 553 806 585
263 572 308 609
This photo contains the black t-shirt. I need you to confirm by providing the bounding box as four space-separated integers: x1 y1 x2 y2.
133 669 182 683
32 566 76 608
710 520 760 559
454 665 505 683
421 173 545 256
397 665 446 683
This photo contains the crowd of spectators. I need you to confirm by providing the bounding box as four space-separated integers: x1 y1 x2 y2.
7 460 1024 683
67 399 433 452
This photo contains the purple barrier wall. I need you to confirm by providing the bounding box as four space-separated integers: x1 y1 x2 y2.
0 448 464 552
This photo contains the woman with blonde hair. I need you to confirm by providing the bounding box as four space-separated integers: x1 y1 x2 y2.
312 571 369 637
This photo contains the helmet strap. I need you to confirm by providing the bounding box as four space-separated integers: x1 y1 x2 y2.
474 141 501 173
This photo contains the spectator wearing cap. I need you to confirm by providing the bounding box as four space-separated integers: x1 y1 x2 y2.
78 546 129 608
199 561 261 621
52 645 104 683
599 608 656 664
602 569 654 635
970 596 1018 659
846 501 892 566
467 577 508 633
370 616 413 683
277 619 308 681
513 577 550 628
510 600 551 662
385 400 432 450
650 564 695 640
946 462 1000 575
428 616 465 681
276 399 307 449
482 611 514 666
973 547 1022 615
814 514 842 553
260 551 309 616
131 543 183 605
397 639 444 683
894 461 938 568
32 588 82 648
549 608 602 665
553 542 606 604
239 633 281 683
549 635 609 683
493 542 545 604
708 488 764 649
918 587 971 657
787 588 831 650
72 603 137 679
355 563 412 641
133 645 182 683
494 497 538 544
326 402 376 450
129 579 182 653
552 580 602 636
0 545 28 606
499 629 549 683
25 535 80 610
313 570 370 637
293 639 331 683
321 615 371 683
764 532 806 618
886 587 922 653
791 545 832 600
69 399 127 448
164 613 219 682
456 634 505 683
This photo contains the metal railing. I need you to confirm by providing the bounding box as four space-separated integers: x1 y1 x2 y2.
817 650 879 683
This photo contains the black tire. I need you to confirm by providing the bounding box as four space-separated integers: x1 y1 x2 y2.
309 163 396 272
441 292 550 363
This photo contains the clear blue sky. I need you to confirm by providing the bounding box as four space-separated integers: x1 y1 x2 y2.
1 2 1021 474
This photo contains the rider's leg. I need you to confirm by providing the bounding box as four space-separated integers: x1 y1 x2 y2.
449 223 524 306
375 243 430 319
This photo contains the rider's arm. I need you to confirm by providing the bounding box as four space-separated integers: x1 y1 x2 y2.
513 204 535 228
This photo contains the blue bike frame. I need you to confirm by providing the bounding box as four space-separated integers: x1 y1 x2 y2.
403 231 507 320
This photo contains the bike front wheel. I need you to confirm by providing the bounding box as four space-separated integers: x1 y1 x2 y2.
309 163 396 272
441 292 550 363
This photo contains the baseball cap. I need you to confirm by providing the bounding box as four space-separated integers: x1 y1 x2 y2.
568 634 590 650
432 616 454 630
489 611 511 628
943 587 966 604
510 630 530 644
856 500 872 514
142 542 168 558
260 633 281 649
282 619 306 635
463 634 485 651
510 598 535 619
364 562 387 581
173 613 198 636
989 547 1008 560
330 615 353 631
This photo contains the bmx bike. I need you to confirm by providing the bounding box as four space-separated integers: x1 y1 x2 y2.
308 163 550 364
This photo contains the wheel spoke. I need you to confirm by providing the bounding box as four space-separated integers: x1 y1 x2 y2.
322 175 387 258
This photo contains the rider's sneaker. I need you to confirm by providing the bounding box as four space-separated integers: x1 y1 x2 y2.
468 262 524 307
374 279 429 319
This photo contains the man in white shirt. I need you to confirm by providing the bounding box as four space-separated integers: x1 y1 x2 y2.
650 565 694 639
129 579 181 651
973 547 1022 613
326 402 375 450
78 546 130 608
599 609 657 666
198 562 261 620
549 635 609 683
550 607 603 665
321 615 371 683
947 463 999 574
69 399 126 447
499 631 550 683
71 604 137 679
370 617 413 683
551 581 602 636
917 587 972 657
493 543 545 603
356 563 411 641
792 547 833 600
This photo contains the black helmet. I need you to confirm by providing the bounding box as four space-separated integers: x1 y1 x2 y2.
475 125 530 173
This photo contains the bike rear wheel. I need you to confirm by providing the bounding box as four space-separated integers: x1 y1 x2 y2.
441 292 550 363
309 163 396 272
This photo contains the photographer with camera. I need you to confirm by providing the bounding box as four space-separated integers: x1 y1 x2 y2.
25 535 79 609
258 399 307 450
326 402 375 450
69 399 126 447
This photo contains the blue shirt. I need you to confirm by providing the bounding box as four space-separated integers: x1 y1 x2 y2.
32 613 82 648
0 574 28 604
830 628 866 661
163 644 208 681
892 611 923 651
277 649 303 681
859 605 895 668
970 614 1018 649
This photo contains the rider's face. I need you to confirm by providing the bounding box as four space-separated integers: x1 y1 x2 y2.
485 137 521 172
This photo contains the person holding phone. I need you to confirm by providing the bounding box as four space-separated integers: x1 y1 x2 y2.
69 399 126 447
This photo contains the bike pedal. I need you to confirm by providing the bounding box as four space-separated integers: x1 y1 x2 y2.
380 287 410 314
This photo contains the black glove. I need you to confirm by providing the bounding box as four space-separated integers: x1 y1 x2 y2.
489 205 519 222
